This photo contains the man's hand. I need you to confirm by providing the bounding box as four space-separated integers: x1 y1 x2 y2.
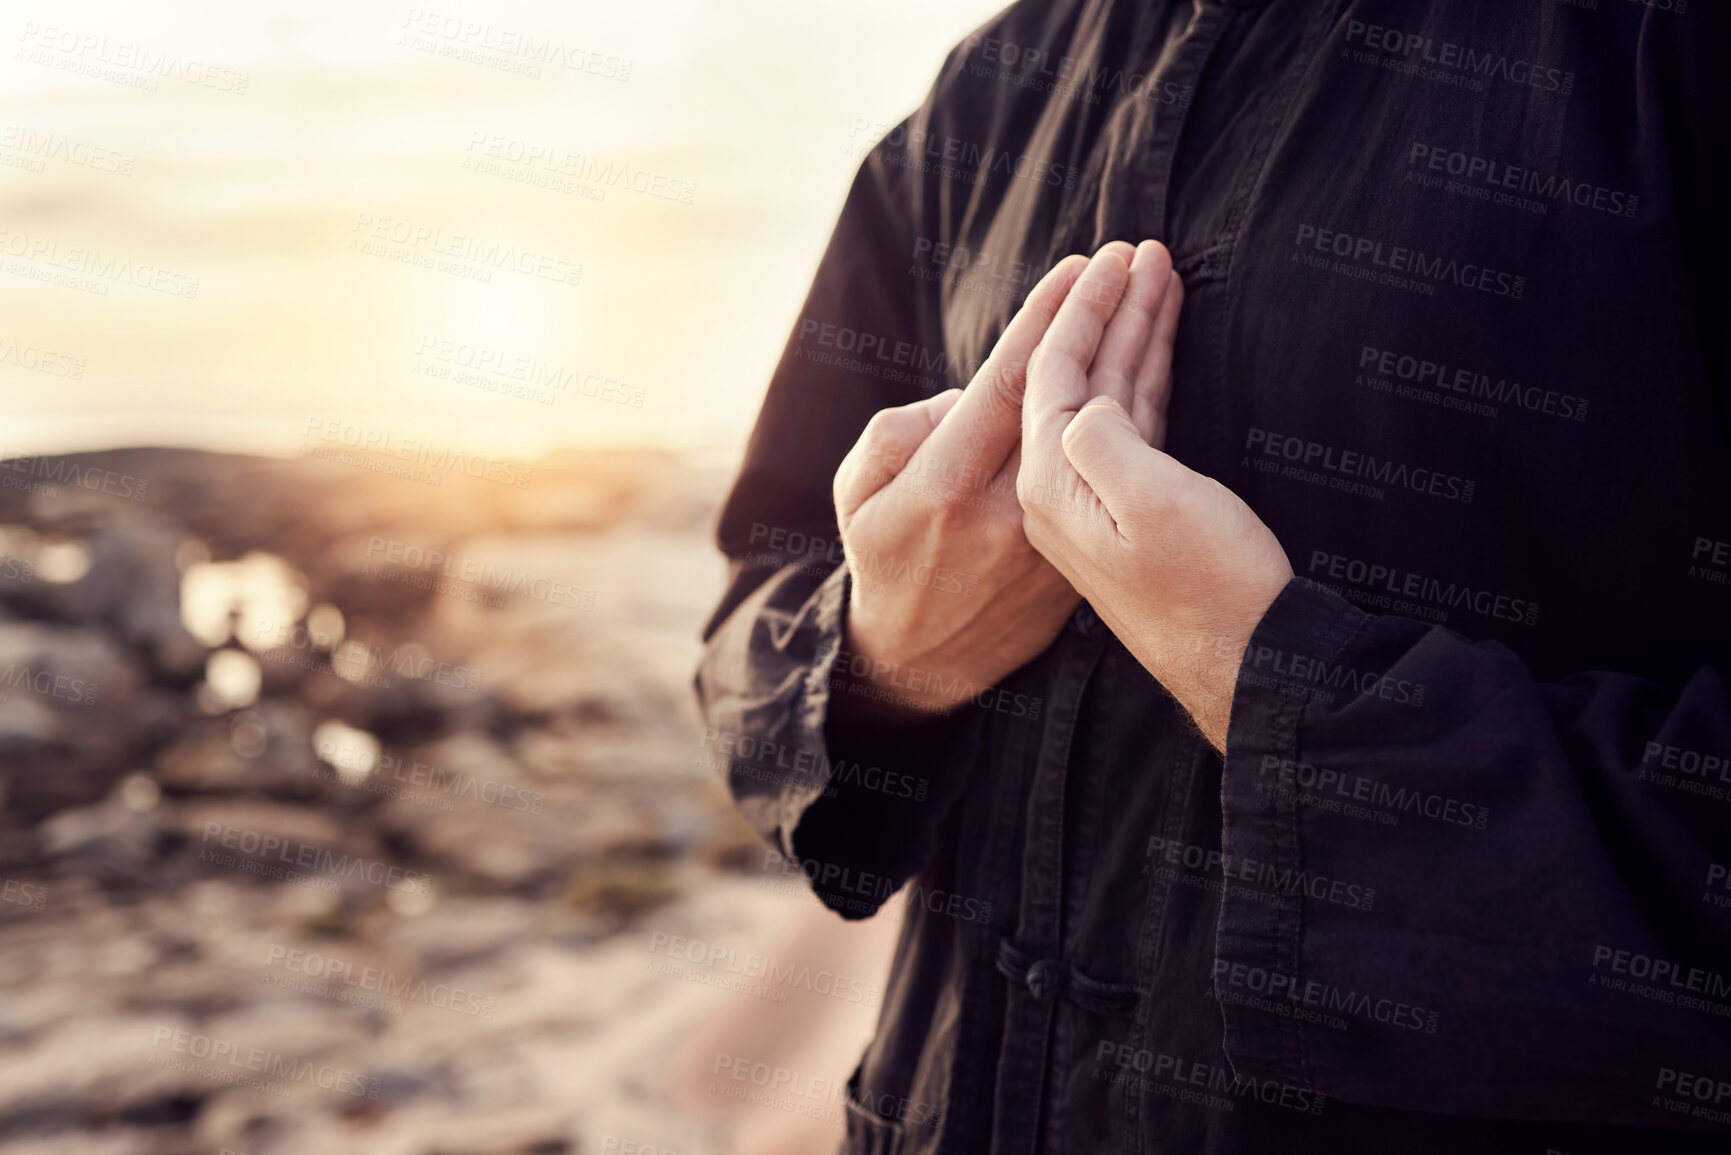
1017 241 1295 752
830 250 1114 721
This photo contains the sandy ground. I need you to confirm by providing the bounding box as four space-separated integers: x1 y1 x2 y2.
0 447 904 1154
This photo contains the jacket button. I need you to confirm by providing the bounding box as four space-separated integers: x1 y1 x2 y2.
1026 959 1065 1002
1071 603 1099 636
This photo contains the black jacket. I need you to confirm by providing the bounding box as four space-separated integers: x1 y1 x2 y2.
697 1 1731 1151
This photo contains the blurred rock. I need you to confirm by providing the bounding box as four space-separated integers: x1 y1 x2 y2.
0 622 149 818
0 446 849 1155
38 789 159 879
154 703 316 799
70 514 208 677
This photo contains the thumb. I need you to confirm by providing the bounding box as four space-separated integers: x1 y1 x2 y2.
1060 395 1155 515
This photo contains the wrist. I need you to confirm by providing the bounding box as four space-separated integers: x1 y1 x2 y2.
829 620 967 724
1140 589 1285 753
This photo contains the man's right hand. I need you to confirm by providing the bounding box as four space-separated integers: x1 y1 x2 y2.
829 247 1123 721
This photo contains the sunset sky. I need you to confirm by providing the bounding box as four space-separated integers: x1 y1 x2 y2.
0 0 1009 460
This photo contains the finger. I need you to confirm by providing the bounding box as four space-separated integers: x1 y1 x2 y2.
915 253 1090 481
1023 245 1134 444
833 388 963 520
1130 267 1185 448
1059 395 1157 533
1088 240 1173 421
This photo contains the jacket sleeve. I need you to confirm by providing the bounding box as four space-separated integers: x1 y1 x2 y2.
694 64 978 921
1214 575 1731 1128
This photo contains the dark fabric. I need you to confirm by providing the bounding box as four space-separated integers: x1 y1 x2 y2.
695 0 1731 1151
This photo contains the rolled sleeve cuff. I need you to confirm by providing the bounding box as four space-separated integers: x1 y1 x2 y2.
776 564 852 852
703 561 973 921
1213 576 1368 1086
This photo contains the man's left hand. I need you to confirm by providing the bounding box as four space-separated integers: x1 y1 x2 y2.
1017 240 1295 752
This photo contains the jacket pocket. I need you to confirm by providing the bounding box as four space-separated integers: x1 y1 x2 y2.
843 1062 906 1155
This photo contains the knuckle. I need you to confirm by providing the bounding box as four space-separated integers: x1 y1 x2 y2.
1015 471 1049 516
858 410 909 464
928 492 968 532
1074 273 1123 313
860 408 897 442
1020 508 1051 554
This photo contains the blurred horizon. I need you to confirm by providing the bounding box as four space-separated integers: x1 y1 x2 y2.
0 0 1009 461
